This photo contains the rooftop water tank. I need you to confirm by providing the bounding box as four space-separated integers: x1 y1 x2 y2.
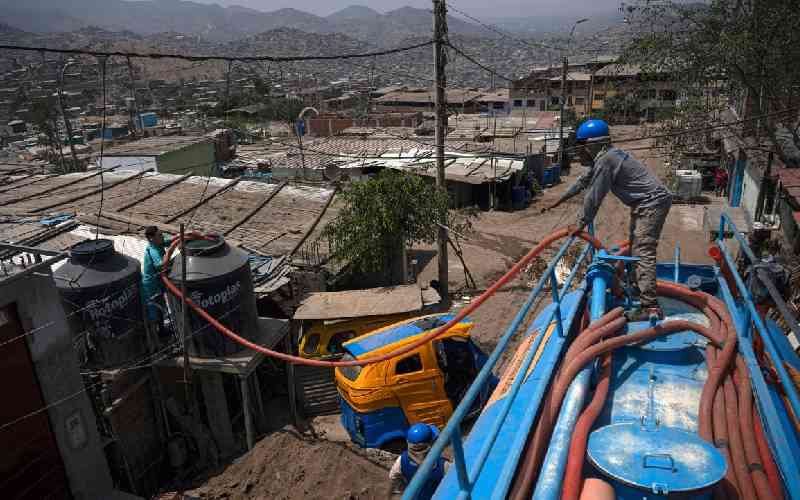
54 239 148 369
167 235 258 358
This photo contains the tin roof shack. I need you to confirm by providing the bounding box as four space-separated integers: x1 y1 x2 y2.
233 136 485 182
306 112 423 137
98 136 216 176
0 245 115 500
353 149 527 210
376 88 483 114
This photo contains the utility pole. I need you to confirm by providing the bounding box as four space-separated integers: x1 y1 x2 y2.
126 57 143 137
559 56 568 169
433 0 449 304
57 60 80 172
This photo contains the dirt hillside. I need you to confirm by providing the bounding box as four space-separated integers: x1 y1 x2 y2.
188 429 393 500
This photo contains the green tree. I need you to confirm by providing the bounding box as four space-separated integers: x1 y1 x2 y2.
622 0 800 163
323 170 449 281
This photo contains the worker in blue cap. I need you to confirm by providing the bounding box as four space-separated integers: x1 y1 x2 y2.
141 226 172 339
389 423 449 499
543 119 673 320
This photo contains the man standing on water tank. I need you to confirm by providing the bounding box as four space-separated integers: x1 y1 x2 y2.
544 119 673 320
142 226 172 339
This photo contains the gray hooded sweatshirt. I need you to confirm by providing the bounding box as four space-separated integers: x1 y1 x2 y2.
563 147 672 228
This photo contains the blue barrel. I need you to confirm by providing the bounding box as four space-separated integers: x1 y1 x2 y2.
542 167 555 186
552 163 562 184
512 186 527 210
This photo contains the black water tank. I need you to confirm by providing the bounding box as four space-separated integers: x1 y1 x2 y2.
54 238 148 369
167 235 258 357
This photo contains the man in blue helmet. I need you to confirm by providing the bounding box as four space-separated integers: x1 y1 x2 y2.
544 119 673 319
389 423 449 499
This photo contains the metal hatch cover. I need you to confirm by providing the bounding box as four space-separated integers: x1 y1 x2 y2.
587 423 726 495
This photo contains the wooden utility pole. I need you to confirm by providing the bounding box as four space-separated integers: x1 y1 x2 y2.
433 0 449 304
126 57 143 137
57 60 80 172
559 56 568 168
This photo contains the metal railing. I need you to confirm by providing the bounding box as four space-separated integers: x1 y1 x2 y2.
403 236 592 500
715 212 800 496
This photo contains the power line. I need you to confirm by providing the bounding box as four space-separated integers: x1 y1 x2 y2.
446 2 561 52
445 42 516 83
0 40 436 63
0 302 243 434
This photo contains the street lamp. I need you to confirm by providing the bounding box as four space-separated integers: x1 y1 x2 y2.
57 59 81 171
559 18 589 172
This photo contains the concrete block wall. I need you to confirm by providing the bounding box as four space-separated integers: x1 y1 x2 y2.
0 272 114 500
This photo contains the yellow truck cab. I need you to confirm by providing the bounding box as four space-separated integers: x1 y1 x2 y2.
335 313 497 448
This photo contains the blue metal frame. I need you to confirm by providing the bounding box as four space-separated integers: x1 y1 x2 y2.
533 259 613 499
403 237 593 500
715 213 800 497
716 213 800 418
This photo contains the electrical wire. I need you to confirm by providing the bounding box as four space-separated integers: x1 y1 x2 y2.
446 2 562 52
0 40 437 63
0 302 244 433
445 42 516 83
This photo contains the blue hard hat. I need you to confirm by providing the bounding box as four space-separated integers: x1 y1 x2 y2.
407 423 434 444
575 119 610 141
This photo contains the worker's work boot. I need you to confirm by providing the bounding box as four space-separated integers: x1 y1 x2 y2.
625 306 665 322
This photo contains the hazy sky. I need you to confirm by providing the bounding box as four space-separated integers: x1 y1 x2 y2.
190 0 622 18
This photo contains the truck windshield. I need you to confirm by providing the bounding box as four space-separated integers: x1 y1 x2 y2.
339 353 362 381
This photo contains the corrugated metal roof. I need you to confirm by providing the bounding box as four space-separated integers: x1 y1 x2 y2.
102 135 211 157
294 285 424 320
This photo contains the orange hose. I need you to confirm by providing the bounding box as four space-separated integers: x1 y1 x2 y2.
161 228 603 367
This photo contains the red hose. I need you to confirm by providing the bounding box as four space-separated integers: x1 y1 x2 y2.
708 344 741 499
735 359 777 500
161 228 603 367
561 353 612 500
754 402 784 500
724 374 758 500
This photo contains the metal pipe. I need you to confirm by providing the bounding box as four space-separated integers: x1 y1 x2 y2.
674 244 680 283
756 268 800 349
531 261 611 499
179 224 193 413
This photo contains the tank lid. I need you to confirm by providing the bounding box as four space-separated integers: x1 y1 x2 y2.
587 423 726 494
184 234 226 256
69 238 115 263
